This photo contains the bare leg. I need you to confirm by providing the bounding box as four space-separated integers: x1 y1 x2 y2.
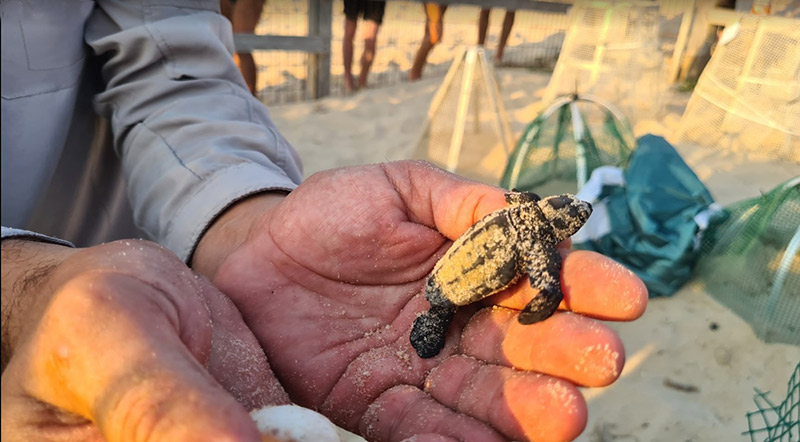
478 8 490 46
232 0 266 95
343 18 358 92
496 10 515 63
409 3 446 81
358 19 381 89
409 30 434 82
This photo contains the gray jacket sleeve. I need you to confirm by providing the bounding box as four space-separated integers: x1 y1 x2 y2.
1 227 75 248
86 0 304 262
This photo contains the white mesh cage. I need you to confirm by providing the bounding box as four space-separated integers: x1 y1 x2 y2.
413 46 514 184
676 15 800 162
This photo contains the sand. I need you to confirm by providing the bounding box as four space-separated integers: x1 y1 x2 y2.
267 65 799 442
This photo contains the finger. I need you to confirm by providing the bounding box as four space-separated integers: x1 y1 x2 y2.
424 355 587 442
460 308 624 387
379 161 508 240
21 272 261 442
198 278 291 410
485 250 648 321
559 250 648 320
359 385 505 442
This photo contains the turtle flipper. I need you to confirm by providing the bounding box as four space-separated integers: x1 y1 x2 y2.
410 279 457 358
519 243 563 324
410 306 455 358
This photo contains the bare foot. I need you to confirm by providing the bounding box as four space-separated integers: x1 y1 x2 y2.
345 72 358 93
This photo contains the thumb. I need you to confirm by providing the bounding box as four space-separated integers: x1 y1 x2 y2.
380 161 508 240
198 276 291 410
16 271 263 442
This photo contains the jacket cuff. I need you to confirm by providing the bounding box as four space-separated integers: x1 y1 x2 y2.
163 163 298 263
1 227 75 248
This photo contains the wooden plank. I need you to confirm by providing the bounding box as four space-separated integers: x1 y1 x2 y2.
395 0 571 13
307 0 333 99
233 33 326 53
668 2 696 83
677 0 719 82
705 6 747 25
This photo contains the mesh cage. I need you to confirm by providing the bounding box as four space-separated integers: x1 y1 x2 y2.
677 15 800 162
745 361 800 442
542 0 666 123
500 95 635 195
693 177 800 346
413 47 514 184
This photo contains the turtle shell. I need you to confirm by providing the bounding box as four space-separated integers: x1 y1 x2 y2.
430 209 522 306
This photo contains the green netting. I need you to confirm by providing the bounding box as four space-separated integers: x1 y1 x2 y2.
694 177 800 346
745 361 800 442
499 95 635 195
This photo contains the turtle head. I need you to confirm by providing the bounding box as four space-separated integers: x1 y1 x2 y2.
536 194 592 242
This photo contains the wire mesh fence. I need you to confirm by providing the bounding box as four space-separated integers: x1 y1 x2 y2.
248 0 698 106
251 0 574 105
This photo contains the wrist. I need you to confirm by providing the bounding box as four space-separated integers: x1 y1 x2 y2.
1 239 78 371
191 192 286 280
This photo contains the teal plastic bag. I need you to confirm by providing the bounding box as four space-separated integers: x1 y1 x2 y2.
572 135 720 297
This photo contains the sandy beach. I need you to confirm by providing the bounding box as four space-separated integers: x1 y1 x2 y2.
266 64 800 441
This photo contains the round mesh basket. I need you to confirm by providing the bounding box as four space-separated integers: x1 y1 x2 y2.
500 94 635 195
693 177 800 346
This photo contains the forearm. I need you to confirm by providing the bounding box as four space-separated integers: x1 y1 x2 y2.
88 1 302 262
1 240 77 371
191 192 286 279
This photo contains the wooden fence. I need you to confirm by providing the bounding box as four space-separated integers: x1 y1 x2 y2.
233 0 572 101
233 0 760 104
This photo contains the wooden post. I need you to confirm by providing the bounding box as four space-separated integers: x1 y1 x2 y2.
307 0 332 100
668 1 696 84
677 0 726 82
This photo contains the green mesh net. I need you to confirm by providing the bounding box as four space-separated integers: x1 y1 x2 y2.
499 94 635 195
745 361 800 442
694 177 800 346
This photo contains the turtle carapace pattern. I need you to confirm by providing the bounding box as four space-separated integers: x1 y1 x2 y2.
409 191 592 358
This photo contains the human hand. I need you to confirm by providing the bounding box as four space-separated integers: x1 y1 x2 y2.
1 239 290 442
194 161 648 442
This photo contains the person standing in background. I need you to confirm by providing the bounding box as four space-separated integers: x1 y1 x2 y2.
221 0 267 95
343 0 387 92
478 8 516 64
409 2 447 81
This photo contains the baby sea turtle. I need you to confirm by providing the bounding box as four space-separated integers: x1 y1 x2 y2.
410 191 592 358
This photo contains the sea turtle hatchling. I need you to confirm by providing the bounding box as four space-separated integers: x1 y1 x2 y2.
410 191 593 358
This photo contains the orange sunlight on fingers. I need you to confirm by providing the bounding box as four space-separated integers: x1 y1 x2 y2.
461 308 625 387
560 250 648 320
485 250 647 321
425 355 587 442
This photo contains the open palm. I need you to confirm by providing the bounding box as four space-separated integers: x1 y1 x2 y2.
208 161 647 442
